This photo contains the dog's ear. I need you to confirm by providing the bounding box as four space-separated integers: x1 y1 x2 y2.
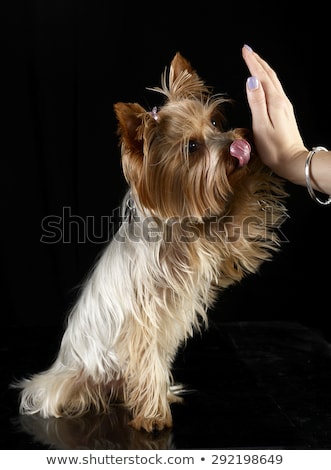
114 102 146 157
147 52 210 102
169 52 194 80
114 102 154 185
167 52 210 99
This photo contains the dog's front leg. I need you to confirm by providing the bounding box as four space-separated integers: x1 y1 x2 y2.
122 335 174 433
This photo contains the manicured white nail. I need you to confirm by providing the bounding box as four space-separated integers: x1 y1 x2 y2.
244 44 253 52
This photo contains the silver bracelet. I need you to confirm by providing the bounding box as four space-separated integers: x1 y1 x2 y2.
304 146 331 206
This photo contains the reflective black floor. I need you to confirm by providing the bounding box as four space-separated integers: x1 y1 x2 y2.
2 321 331 450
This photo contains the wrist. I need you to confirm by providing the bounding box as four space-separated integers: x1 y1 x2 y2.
269 149 308 187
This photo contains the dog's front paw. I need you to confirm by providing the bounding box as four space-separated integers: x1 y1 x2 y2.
129 415 173 433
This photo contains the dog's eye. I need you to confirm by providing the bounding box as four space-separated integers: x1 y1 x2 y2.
188 140 199 154
210 111 224 131
211 117 223 130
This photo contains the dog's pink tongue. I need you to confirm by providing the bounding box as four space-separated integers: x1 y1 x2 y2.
230 139 251 167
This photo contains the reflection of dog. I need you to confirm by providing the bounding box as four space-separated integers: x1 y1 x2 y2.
17 409 174 450
15 53 287 432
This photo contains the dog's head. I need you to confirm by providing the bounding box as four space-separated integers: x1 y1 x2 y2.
114 52 260 219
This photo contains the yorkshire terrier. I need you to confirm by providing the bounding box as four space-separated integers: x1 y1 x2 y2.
15 52 287 433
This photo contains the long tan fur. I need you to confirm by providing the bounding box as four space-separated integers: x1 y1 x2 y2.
15 52 287 432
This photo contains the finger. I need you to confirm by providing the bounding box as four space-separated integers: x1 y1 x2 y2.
250 52 286 96
245 75 271 127
242 46 287 98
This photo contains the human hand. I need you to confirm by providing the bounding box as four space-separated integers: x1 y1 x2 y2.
242 45 308 185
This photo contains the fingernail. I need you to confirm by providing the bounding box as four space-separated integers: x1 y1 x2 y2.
244 44 253 52
247 76 259 91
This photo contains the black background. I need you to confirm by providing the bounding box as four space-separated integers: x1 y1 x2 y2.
3 2 330 338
